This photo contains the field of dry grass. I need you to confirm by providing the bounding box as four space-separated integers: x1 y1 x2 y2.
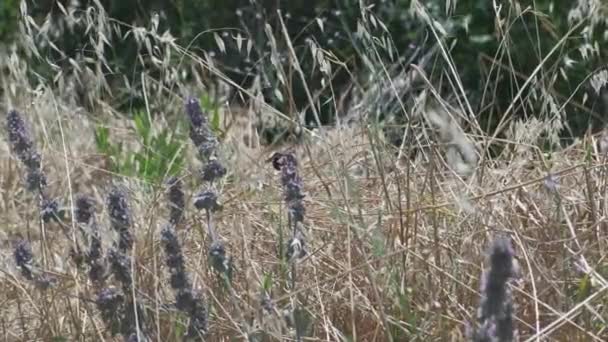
1 1 608 341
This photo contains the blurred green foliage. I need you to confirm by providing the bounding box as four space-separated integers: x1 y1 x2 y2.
3 0 607 141
0 0 19 41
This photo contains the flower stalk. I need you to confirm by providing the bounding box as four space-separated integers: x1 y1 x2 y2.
6 109 63 223
185 97 231 277
470 236 517 342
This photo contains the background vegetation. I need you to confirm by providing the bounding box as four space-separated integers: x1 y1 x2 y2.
2 0 607 138
1 0 607 341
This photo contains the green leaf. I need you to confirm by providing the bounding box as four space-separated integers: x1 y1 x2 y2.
173 314 187 339
133 111 151 145
262 273 273 291
371 228 386 257
94 126 110 152
93 101 190 183
211 106 221 133
576 274 592 302
293 307 313 338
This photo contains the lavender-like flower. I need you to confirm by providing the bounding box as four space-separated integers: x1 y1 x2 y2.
75 194 106 285
96 286 148 341
96 287 125 335
179 97 232 336
161 224 186 269
201 158 227 182
193 189 219 211
75 194 96 224
25 168 46 192
186 299 209 339
14 239 34 281
160 224 208 338
209 240 231 276
166 177 185 225
184 97 232 279
104 186 148 340
7 110 35 165
13 239 56 289
40 198 61 223
470 236 517 342
88 229 105 284
96 287 148 341
6 110 63 223
107 186 133 252
185 97 218 160
108 248 132 288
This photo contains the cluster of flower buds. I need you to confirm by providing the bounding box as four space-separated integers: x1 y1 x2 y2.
160 221 208 339
161 177 208 338
13 239 55 289
107 186 134 252
104 186 148 341
106 186 135 291
75 194 105 284
6 109 62 222
166 177 185 226
184 97 231 276
75 194 138 339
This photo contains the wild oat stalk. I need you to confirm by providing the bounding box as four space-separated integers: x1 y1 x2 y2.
6 109 63 222
470 236 517 342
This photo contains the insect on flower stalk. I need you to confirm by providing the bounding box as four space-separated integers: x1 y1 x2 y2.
271 151 307 261
270 151 309 342
6 109 63 223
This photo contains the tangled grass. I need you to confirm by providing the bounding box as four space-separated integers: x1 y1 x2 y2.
1 1 608 341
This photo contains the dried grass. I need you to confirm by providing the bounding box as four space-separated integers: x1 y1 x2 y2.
0 1 607 341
